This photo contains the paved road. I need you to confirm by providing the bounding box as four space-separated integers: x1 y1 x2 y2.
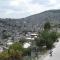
44 38 60 60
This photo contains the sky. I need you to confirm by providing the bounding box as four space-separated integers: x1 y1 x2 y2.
0 0 60 18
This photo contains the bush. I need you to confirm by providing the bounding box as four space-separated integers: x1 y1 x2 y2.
0 42 32 60
23 47 31 56
35 30 58 49
0 42 24 60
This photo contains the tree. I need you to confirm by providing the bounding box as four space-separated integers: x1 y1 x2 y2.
0 42 32 60
23 47 31 56
8 42 24 60
44 22 51 30
19 38 27 45
0 50 9 60
35 31 49 47
2 30 11 39
35 30 58 49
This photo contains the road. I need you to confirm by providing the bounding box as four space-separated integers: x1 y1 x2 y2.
24 38 60 60
43 38 60 60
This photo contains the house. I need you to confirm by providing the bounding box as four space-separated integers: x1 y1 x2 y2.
23 42 31 48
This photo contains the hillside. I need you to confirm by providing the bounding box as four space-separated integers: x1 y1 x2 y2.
0 10 60 32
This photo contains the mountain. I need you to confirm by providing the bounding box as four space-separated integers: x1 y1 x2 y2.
23 10 60 24
0 9 60 32
18 9 60 31
0 9 60 41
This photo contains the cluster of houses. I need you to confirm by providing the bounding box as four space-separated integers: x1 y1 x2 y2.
0 31 38 52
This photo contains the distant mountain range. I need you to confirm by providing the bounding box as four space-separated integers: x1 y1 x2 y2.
0 9 60 32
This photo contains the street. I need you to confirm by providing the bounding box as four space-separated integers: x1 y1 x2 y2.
43 38 60 60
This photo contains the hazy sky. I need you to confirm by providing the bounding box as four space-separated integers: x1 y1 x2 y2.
0 0 60 18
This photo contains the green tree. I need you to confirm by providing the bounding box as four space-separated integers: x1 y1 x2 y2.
44 22 51 30
35 30 58 49
19 38 27 45
35 21 58 49
8 42 24 60
0 50 9 60
23 47 31 56
2 30 11 39
0 42 32 60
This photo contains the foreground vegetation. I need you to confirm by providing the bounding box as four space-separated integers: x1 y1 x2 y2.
35 22 58 49
0 42 31 60
0 22 58 60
